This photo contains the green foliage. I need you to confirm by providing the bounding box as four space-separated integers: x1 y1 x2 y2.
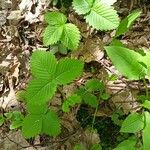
21 50 83 138
54 58 83 85
105 46 146 80
62 94 82 112
73 0 119 30
141 100 150 110
5 111 24 130
25 50 83 105
115 10 141 37
43 12 80 50
90 144 102 150
74 144 85 150
143 111 150 150
120 113 144 133
115 136 137 150
22 110 61 138
138 51 150 78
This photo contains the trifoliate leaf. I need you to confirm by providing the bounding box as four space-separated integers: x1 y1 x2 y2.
42 110 61 136
22 114 42 138
62 94 82 112
44 12 67 25
85 0 119 30
26 103 48 115
72 0 94 15
105 46 145 80
120 113 144 133
61 23 81 50
115 10 141 37
143 111 150 150
43 25 63 46
31 51 57 79
26 79 57 104
54 58 84 85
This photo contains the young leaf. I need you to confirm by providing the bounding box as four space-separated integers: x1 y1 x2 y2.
143 111 150 150
44 12 67 25
62 94 82 112
72 0 94 15
85 0 119 30
54 58 83 85
61 23 81 50
43 25 63 46
115 137 137 150
82 92 98 108
10 120 23 130
26 79 57 104
31 51 57 79
85 79 103 92
22 114 42 138
42 110 61 136
120 112 144 133
105 46 145 80
115 10 141 37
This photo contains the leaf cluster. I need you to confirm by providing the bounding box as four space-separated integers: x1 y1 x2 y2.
43 12 81 50
21 50 84 138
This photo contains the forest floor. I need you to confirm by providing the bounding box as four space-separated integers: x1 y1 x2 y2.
0 0 150 149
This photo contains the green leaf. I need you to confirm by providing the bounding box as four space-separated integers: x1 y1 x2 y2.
42 110 61 136
74 144 86 150
61 23 81 50
26 103 48 115
110 39 124 47
54 58 83 85
138 51 150 78
91 144 102 150
85 79 103 92
62 94 82 112
10 120 23 130
143 111 150 150
120 112 144 133
31 51 57 79
142 100 150 110
100 0 117 6
26 79 57 104
115 137 137 150
0 115 5 126
44 12 67 25
72 0 94 15
115 10 141 37
85 0 119 30
82 92 98 108
22 114 42 138
105 46 145 80
43 25 63 46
